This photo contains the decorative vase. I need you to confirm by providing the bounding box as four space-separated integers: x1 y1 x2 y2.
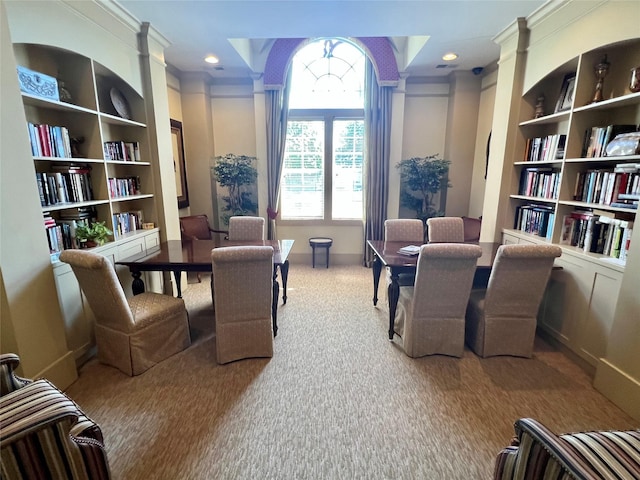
58 81 72 103
630 66 640 93
590 55 610 103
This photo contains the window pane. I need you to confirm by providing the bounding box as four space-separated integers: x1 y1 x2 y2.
332 120 364 220
281 121 324 219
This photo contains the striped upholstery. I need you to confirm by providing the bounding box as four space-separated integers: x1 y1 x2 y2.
211 246 274 364
494 418 640 480
426 217 465 243
393 243 482 358
0 354 30 396
228 216 265 241
1 379 110 479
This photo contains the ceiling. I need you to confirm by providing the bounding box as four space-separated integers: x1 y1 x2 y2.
116 0 548 80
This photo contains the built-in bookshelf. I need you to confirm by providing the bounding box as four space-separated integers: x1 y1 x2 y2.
507 38 640 267
14 43 158 260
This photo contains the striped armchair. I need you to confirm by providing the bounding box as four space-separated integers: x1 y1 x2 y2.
0 354 110 479
494 418 640 479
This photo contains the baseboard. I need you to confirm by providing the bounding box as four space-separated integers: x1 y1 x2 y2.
535 327 595 377
34 350 78 390
287 252 363 266
594 358 640 422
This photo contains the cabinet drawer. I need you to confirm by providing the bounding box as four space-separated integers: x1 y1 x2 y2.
117 238 146 260
144 232 160 250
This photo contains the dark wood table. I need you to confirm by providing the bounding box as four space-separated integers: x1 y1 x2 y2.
367 240 501 340
116 239 294 336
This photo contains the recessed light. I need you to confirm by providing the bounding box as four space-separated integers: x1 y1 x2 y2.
442 53 458 61
204 55 219 64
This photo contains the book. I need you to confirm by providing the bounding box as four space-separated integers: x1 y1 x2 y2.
397 245 421 256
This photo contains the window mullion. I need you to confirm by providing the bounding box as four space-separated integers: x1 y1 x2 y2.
324 115 333 221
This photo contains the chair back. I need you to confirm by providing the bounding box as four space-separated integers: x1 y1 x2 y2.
384 219 424 242
211 245 274 363
462 216 482 242
396 243 482 357
484 244 561 317
59 250 134 332
180 214 214 240
426 217 464 243
228 216 265 241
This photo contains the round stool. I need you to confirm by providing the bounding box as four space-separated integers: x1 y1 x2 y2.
309 237 333 268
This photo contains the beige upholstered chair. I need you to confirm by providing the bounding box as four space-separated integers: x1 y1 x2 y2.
59 250 191 376
211 246 274 364
384 218 424 243
465 244 561 358
393 243 482 358
426 216 465 243
0 354 111 479
228 216 265 241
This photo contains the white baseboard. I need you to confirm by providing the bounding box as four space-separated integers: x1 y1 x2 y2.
34 350 78 390
594 358 640 422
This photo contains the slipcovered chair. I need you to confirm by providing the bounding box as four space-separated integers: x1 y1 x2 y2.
179 214 228 282
228 216 265 241
59 250 191 376
0 354 111 479
465 244 562 358
211 246 274 364
384 218 424 288
494 418 640 479
393 243 482 358
426 216 465 243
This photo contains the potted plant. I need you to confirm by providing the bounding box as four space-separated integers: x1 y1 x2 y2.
212 153 258 226
397 154 451 224
75 221 113 248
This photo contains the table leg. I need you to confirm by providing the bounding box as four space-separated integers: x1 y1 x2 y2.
272 267 280 337
131 269 145 295
372 255 381 306
388 270 400 340
311 245 316 268
172 270 183 298
280 260 289 304
325 246 330 268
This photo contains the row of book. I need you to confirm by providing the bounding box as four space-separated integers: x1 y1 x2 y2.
27 122 72 158
518 167 561 199
113 210 144 236
560 210 634 261
44 212 96 254
523 134 566 162
573 164 640 208
513 204 555 239
103 141 141 162
108 176 141 198
581 124 637 158
36 166 94 206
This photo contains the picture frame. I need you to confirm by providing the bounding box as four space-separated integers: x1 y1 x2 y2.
554 73 576 113
171 119 189 209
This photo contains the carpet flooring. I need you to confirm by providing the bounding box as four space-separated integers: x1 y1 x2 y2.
66 264 637 479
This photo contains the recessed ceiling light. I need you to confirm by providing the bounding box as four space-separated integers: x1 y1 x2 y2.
204 55 219 64
442 53 458 61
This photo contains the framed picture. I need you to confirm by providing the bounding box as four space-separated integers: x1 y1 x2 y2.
554 74 576 113
171 119 189 209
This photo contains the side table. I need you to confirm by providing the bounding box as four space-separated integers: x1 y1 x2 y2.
309 237 333 268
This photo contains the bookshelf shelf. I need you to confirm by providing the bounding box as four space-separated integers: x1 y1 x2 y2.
16 43 158 259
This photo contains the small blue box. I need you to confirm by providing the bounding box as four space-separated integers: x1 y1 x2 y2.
17 66 59 101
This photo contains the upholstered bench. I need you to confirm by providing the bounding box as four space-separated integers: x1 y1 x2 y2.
494 418 640 479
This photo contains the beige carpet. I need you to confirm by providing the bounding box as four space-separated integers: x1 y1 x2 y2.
66 264 637 479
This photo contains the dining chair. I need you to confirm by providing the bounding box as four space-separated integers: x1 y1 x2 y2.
59 249 191 376
228 216 265 241
462 216 482 242
465 244 562 358
393 243 482 358
179 214 228 282
211 246 274 364
426 216 465 243
383 218 424 289
0 353 112 479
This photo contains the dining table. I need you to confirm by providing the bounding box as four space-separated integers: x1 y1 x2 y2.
116 238 294 336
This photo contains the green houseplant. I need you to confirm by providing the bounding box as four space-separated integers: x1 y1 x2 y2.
75 221 113 247
212 153 258 226
397 154 451 224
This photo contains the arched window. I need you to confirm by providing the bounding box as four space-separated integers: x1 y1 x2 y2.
281 38 365 220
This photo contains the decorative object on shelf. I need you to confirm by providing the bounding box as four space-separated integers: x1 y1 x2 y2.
534 95 545 118
212 153 258 226
605 132 640 156
554 73 576 112
16 66 59 101
109 87 131 119
142 222 155 230
590 54 610 103
171 119 189 209
75 221 112 248
57 81 72 103
396 154 451 224
629 66 640 93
